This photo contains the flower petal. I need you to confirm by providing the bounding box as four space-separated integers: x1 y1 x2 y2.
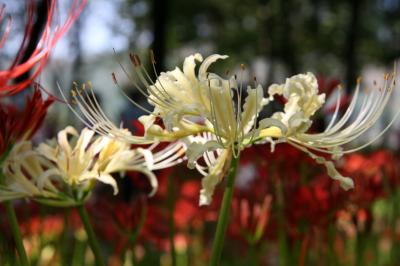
185 140 222 169
183 53 203 83
96 173 119 195
198 54 228 79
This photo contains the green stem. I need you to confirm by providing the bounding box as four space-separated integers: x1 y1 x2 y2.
5 201 29 266
276 179 288 266
76 205 105 266
168 174 177 266
210 156 240 266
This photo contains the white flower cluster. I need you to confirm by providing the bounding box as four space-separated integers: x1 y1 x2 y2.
0 126 185 206
66 53 398 205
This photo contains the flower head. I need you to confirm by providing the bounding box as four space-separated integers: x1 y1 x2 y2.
0 126 185 206
263 71 399 191
0 88 53 157
63 53 398 205
267 72 325 135
66 54 274 204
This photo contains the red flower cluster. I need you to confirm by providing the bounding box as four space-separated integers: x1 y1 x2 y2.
0 88 54 157
0 0 85 96
344 150 400 206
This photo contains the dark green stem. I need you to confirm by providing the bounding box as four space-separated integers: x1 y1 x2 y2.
76 205 105 266
5 201 29 266
210 156 240 266
276 179 288 266
168 174 177 266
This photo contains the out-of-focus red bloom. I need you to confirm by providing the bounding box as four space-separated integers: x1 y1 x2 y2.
230 144 350 242
0 87 53 156
229 195 272 245
235 143 400 245
88 195 148 255
317 75 350 114
317 76 341 97
0 0 86 96
343 150 400 206
0 201 64 242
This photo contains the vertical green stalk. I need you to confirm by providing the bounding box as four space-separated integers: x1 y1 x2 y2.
210 156 240 266
276 179 288 266
4 201 29 266
168 174 177 266
76 205 105 266
1 148 28 265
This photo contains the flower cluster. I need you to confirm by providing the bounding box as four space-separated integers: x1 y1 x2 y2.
68 53 398 205
0 126 185 206
0 88 53 157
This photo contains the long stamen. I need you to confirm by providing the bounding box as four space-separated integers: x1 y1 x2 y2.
248 76 259 144
324 85 343 132
238 65 245 143
292 70 398 154
129 53 176 110
113 51 172 110
135 52 173 100
149 52 171 99
111 72 154 115
226 77 238 156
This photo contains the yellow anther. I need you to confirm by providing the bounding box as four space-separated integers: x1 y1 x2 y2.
384 73 389 80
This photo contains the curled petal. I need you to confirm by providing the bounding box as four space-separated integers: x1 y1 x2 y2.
96 173 119 195
199 149 230 206
183 53 203 82
185 140 222 169
198 54 228 79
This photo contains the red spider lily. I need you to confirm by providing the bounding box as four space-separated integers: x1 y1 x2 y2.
236 144 400 244
86 164 220 255
0 201 64 243
229 195 272 245
317 76 341 97
0 0 86 96
0 87 53 156
343 150 400 206
87 195 148 255
231 144 349 242
317 75 351 115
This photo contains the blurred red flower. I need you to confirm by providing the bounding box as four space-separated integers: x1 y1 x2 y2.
0 0 85 96
0 87 53 157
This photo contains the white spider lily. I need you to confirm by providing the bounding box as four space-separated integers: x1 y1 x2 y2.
262 71 399 190
184 133 232 205
142 54 271 153
65 54 270 151
62 54 275 205
60 52 398 205
0 141 62 203
267 72 326 135
137 54 276 205
0 127 186 205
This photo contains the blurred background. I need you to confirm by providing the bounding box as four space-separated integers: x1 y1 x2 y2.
1 0 400 265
